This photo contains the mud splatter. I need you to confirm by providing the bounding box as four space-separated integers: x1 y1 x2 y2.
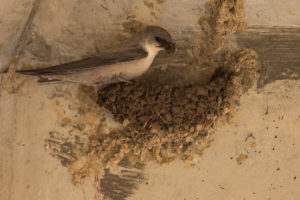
0 67 25 94
122 19 145 34
45 130 87 167
100 169 144 200
156 0 166 4
236 153 247 165
143 0 155 9
194 0 247 67
44 84 118 185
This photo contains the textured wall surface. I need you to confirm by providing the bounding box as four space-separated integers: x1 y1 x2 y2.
1 0 300 200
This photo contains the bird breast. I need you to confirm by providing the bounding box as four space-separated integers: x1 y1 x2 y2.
114 56 154 81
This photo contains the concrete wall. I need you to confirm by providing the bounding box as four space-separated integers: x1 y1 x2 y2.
1 0 300 199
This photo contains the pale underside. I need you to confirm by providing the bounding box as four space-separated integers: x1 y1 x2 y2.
45 54 156 86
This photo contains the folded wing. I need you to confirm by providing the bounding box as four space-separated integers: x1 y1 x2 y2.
17 47 148 76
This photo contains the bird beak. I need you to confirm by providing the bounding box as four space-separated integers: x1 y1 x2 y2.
159 41 176 54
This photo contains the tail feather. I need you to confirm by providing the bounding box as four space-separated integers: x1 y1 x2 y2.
17 69 65 84
37 77 62 84
16 69 47 75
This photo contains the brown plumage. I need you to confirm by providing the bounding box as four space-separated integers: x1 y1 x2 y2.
17 26 175 86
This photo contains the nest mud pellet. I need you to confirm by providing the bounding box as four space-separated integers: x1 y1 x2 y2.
98 77 224 133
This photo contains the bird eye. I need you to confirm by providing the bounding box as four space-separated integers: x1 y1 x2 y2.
155 36 163 42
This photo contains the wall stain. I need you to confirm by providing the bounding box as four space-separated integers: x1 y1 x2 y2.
45 130 88 167
236 26 300 87
100 168 145 200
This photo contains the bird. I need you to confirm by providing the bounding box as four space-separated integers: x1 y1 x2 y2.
16 26 175 86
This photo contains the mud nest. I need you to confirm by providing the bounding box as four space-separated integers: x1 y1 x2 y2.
92 49 260 166
98 72 225 134
68 0 258 185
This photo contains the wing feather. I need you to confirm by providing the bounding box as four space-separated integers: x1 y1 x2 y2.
17 47 148 76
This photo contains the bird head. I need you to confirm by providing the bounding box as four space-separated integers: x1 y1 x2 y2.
138 26 176 54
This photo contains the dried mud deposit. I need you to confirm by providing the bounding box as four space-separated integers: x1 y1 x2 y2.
68 0 260 185
96 49 260 161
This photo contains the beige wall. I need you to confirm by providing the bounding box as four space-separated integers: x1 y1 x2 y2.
1 1 300 199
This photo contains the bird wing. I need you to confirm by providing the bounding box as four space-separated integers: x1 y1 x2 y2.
16 47 148 76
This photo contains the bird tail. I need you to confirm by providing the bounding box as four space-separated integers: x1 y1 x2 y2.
16 69 63 84
16 69 44 76
37 77 62 83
